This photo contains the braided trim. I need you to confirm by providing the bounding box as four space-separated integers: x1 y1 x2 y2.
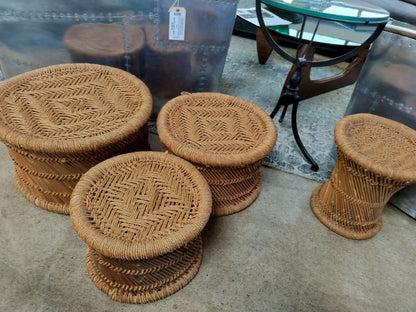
87 237 201 292
94 243 193 276
15 169 72 198
5 128 147 162
14 161 82 181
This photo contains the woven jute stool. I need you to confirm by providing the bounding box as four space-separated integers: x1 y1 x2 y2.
70 151 212 303
157 92 277 216
311 113 416 239
0 63 152 214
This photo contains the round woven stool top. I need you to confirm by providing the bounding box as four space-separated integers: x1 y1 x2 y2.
70 151 212 260
156 92 277 167
335 113 416 183
0 63 152 154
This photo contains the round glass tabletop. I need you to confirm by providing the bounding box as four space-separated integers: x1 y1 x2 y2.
261 0 389 23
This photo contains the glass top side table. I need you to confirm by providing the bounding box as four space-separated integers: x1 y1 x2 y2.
262 0 389 23
256 0 389 171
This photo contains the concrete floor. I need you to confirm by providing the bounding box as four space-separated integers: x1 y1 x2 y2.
0 1 415 308
0 130 415 312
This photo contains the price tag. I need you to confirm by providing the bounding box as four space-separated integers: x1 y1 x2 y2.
169 6 186 41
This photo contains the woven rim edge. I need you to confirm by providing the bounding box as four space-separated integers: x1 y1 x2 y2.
0 63 153 154
335 113 416 183
70 151 212 260
157 92 277 167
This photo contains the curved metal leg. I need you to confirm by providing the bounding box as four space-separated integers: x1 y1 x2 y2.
270 99 282 119
270 94 289 122
291 99 319 171
279 103 289 122
271 66 319 171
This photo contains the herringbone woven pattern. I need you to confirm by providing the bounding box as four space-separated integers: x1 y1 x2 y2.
70 151 212 259
157 92 277 167
0 63 153 214
70 151 211 303
157 92 277 216
311 113 416 239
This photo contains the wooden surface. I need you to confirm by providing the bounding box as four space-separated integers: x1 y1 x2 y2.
255 27 368 101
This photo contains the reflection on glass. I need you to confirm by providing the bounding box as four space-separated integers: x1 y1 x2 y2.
360 11 387 18
262 0 389 22
323 6 358 17
270 16 372 46
0 0 240 104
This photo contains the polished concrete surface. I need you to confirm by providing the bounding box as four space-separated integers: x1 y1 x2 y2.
0 130 415 312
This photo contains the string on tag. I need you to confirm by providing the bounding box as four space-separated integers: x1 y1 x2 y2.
169 0 180 12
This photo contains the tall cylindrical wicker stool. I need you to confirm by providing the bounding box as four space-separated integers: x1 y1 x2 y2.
70 151 212 303
0 63 153 214
157 92 277 216
311 113 416 239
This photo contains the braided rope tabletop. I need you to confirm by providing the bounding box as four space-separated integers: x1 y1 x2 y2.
157 92 277 216
70 151 212 303
311 113 416 239
0 63 153 214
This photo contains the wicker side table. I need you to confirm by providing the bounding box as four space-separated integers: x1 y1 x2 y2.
0 63 152 214
311 113 416 239
70 151 212 303
157 92 277 216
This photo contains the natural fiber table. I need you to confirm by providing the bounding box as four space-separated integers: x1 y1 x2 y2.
157 92 277 216
0 63 152 214
70 151 212 303
311 113 416 239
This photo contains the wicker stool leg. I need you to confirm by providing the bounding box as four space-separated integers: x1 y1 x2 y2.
7 128 150 214
310 151 407 239
85 236 203 304
195 160 263 216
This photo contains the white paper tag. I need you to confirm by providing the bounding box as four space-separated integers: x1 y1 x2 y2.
169 7 186 41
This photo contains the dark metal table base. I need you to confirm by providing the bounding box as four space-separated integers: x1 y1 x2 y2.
255 0 386 171
270 66 319 171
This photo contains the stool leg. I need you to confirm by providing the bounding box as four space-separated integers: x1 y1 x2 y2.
310 151 407 239
196 161 263 216
85 236 203 303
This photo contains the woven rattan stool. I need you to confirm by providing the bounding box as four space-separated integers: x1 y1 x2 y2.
70 151 212 303
311 113 416 239
0 63 152 214
157 92 277 216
